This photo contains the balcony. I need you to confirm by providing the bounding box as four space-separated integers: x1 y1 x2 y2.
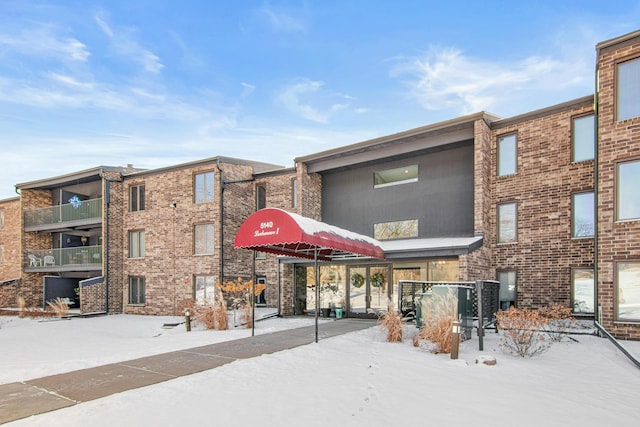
24 246 102 272
24 198 102 232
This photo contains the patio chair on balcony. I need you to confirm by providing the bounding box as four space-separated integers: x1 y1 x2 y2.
43 255 55 267
28 254 42 267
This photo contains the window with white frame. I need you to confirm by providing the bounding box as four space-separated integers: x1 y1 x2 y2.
617 262 640 321
497 202 517 243
194 171 214 204
498 134 517 176
291 178 298 209
129 185 145 212
374 165 418 188
194 223 214 255
617 57 640 121
129 276 145 305
572 269 594 314
195 275 216 304
129 231 145 258
497 270 517 310
617 159 640 221
572 192 594 237
572 114 595 162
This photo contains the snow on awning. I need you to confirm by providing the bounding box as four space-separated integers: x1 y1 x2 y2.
234 208 385 261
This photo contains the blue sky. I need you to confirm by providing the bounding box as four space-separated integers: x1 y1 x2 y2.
1 0 639 199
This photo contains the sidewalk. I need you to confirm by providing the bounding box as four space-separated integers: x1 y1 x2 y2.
0 318 373 425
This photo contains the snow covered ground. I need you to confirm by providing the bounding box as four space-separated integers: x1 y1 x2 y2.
1 313 640 426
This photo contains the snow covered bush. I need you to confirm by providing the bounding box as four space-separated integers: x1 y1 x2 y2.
495 307 551 357
539 305 576 342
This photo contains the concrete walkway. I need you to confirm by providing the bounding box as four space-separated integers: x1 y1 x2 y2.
0 318 374 425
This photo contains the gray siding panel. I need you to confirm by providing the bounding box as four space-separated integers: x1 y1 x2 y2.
321 142 474 238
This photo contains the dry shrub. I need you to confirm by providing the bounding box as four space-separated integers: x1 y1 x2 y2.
46 297 70 318
412 288 457 353
18 296 26 318
539 305 576 342
378 302 403 343
0 288 10 308
495 306 550 357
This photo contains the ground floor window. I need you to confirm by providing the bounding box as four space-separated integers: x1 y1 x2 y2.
497 270 516 310
129 276 145 305
194 275 216 304
572 269 594 314
617 262 640 322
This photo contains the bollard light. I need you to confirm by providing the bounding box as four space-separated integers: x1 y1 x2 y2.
451 320 461 360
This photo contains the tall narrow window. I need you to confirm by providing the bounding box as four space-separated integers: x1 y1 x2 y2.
129 185 145 212
617 57 640 121
498 134 517 176
497 202 517 243
194 172 214 204
291 178 298 209
572 269 594 314
497 270 516 310
572 192 594 237
129 276 145 305
195 275 216 304
617 159 640 221
129 231 145 258
617 262 640 321
194 223 214 255
256 184 266 210
572 115 595 162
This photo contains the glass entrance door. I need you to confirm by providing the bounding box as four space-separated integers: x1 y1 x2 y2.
348 265 390 317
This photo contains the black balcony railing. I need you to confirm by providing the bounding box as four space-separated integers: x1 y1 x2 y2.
24 246 102 270
24 198 102 229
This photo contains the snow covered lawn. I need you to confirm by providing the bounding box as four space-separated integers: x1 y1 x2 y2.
1 314 640 426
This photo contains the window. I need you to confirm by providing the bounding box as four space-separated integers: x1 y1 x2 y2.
129 185 145 212
572 192 594 237
256 184 266 210
617 57 640 121
195 172 214 204
572 269 594 314
497 270 517 310
497 202 517 243
617 159 640 221
572 115 595 162
498 134 517 176
194 275 216 304
129 231 145 258
291 178 298 209
427 260 459 281
617 262 640 321
374 165 418 188
374 219 418 240
129 276 145 305
194 223 214 255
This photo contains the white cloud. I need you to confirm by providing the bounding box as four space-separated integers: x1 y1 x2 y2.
0 26 90 62
94 13 164 74
277 78 357 123
391 42 592 115
259 5 307 33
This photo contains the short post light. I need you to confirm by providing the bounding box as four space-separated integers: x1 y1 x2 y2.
451 320 461 360
185 309 191 332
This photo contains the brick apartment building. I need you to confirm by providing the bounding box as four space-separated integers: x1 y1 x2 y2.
0 29 638 339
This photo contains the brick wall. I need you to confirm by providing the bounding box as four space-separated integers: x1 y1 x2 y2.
489 100 595 310
596 34 640 339
0 198 21 285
